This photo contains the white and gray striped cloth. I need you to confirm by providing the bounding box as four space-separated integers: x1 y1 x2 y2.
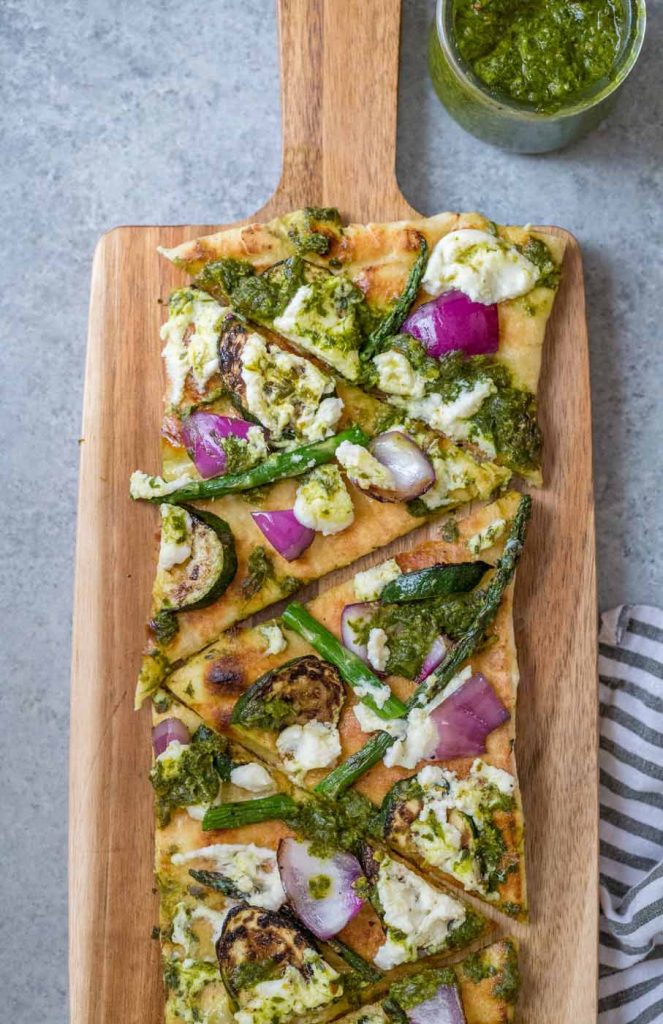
599 605 663 1023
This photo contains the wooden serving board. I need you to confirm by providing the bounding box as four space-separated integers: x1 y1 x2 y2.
68 1 598 1021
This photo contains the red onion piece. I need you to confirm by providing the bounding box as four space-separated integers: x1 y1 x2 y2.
407 984 466 1024
182 412 263 479
152 717 191 757
367 431 435 502
252 509 315 561
430 672 510 760
340 602 377 663
402 291 499 358
277 838 364 940
417 635 448 682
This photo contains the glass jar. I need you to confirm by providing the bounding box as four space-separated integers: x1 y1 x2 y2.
428 0 647 153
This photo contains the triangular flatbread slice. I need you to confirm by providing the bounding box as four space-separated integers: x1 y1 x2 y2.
153 699 495 1024
161 494 527 921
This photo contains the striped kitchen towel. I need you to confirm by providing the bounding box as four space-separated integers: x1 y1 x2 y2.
599 605 663 1023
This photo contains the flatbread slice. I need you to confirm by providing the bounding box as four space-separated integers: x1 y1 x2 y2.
160 208 565 482
153 699 494 1024
161 494 527 920
334 939 519 1024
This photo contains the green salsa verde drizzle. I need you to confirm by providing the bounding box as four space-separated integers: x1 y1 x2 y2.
452 0 627 113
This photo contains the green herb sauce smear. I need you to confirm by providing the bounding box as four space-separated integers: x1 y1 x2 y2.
453 0 627 113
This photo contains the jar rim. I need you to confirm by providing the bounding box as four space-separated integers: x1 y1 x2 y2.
435 0 647 123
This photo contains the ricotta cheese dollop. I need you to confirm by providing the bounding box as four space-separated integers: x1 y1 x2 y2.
240 332 344 444
276 720 341 779
293 465 354 536
422 228 539 305
160 289 227 405
373 855 466 970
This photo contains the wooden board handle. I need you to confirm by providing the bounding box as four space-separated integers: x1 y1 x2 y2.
266 0 410 220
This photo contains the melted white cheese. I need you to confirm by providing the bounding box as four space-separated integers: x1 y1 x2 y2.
353 559 402 601
373 349 426 398
467 517 507 555
234 952 339 1024
367 627 390 673
161 290 227 405
171 844 286 911
258 623 288 656
276 720 341 779
229 763 275 793
293 465 354 536
273 278 362 381
396 378 496 445
353 703 407 739
373 856 466 970
422 228 539 305
382 707 438 770
335 441 395 492
158 504 193 571
240 332 343 443
411 759 516 896
129 470 195 501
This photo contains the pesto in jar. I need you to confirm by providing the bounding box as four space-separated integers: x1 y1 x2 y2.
452 0 626 113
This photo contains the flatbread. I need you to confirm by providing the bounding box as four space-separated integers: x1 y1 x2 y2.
162 494 526 919
334 939 519 1024
154 700 494 1024
136 343 510 707
161 208 564 418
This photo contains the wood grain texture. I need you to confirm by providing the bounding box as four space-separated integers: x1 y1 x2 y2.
69 1 598 1021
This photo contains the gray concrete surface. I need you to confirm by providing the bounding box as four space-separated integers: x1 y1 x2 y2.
1 1 661 1019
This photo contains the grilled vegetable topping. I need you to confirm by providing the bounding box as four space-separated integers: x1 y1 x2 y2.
230 656 346 732
282 603 407 720
315 495 531 797
155 505 237 613
134 427 370 505
150 725 231 826
380 561 490 604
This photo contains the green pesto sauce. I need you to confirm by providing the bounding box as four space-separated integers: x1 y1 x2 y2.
149 608 179 645
292 791 383 858
493 942 520 1003
388 968 456 1011
241 545 297 600
453 0 626 113
230 958 281 992
461 951 498 984
281 206 343 256
352 591 485 680
149 725 232 827
308 873 333 899
220 434 259 475
371 337 543 475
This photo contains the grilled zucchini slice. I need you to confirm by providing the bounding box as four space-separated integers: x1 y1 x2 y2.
230 655 345 732
379 562 490 604
155 504 237 614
